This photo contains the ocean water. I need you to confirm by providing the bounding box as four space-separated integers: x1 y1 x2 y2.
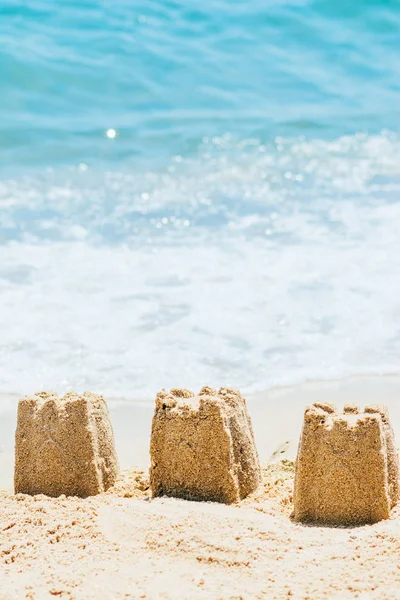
1 0 400 400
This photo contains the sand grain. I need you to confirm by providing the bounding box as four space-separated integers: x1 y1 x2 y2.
2 462 400 599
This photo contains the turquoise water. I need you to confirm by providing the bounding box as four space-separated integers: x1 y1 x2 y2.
1 0 399 168
1 1 400 398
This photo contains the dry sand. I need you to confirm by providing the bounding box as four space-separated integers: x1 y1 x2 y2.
1 375 400 598
2 460 400 599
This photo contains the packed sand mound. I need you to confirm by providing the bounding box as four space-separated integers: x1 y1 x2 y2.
15 391 119 497
294 402 400 525
150 386 261 503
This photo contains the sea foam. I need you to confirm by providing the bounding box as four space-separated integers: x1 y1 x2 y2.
1 133 400 399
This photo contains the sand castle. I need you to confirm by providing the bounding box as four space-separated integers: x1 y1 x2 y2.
150 386 261 503
293 402 399 525
12 385 400 529
15 391 119 497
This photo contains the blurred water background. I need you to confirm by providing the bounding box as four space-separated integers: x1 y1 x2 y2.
0 0 400 399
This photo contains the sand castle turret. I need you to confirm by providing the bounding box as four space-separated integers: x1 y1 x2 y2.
15 391 119 497
150 386 261 504
293 402 399 525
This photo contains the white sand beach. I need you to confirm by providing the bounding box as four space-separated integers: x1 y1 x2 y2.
3 458 400 600
1 375 400 598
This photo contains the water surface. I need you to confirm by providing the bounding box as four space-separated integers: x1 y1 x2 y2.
1 0 400 398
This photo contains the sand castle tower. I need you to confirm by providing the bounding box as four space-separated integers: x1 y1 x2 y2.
150 386 261 504
15 391 119 497
293 402 399 525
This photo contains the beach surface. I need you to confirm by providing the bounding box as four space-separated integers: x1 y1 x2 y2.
1 375 400 598
2 460 400 599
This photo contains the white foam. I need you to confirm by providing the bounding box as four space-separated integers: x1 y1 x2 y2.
1 132 400 399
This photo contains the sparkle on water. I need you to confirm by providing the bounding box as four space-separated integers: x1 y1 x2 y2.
0 0 399 401
106 129 117 139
